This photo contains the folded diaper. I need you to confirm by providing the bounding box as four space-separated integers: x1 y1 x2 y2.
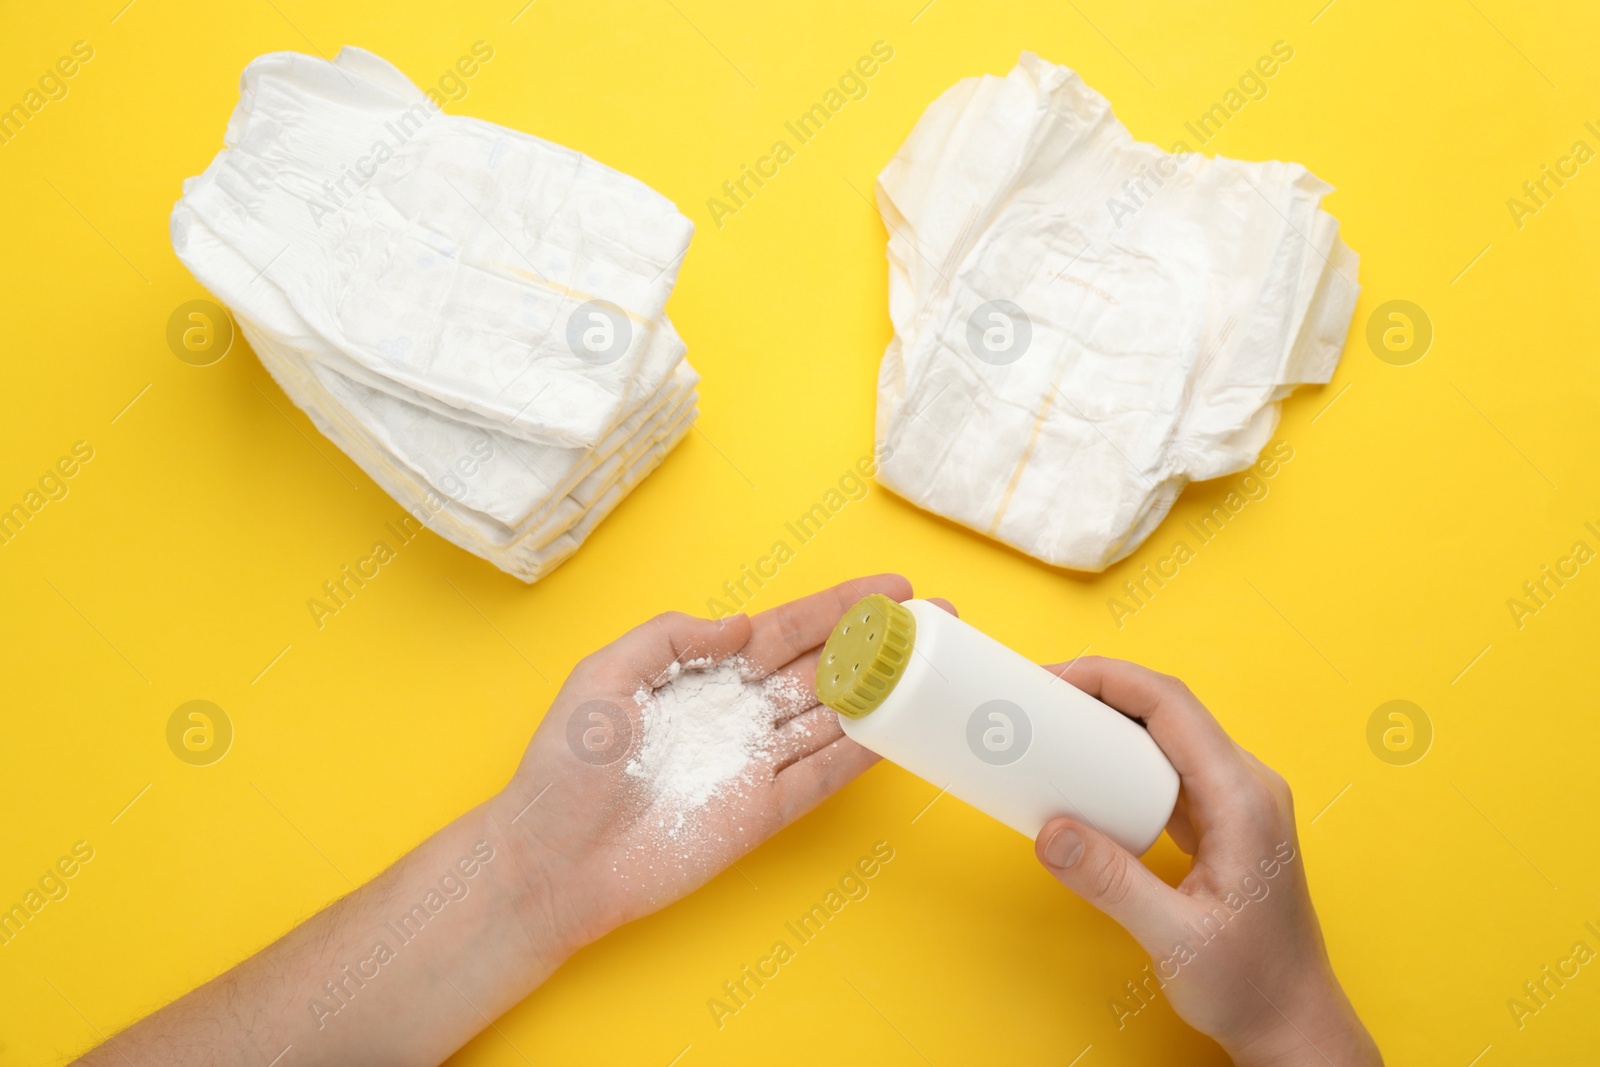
874 54 1359 571
172 47 698 582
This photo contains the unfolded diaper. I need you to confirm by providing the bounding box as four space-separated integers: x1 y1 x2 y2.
873 54 1359 571
172 47 698 582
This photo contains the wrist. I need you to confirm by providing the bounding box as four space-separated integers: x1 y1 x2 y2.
484 784 612 965
1223 970 1380 1067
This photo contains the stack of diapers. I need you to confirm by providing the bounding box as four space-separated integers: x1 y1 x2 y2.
873 54 1359 571
171 47 697 582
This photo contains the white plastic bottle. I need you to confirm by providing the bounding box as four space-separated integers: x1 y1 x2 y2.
816 594 1179 854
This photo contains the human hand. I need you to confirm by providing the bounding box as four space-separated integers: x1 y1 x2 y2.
70 576 922 1067
495 574 916 954
1032 657 1381 1066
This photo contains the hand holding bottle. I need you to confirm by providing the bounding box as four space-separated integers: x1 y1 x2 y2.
1033 657 1382 1066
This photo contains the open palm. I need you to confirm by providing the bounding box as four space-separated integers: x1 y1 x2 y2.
501 574 918 943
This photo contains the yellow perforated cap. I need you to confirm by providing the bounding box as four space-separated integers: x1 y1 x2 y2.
815 594 916 718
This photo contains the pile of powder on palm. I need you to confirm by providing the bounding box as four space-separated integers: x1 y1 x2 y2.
624 657 810 834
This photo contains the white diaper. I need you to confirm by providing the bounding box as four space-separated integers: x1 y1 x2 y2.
172 46 698 581
873 54 1359 571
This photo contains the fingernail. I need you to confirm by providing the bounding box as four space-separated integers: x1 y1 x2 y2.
1043 827 1084 869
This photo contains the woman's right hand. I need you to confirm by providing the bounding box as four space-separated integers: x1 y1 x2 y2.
1032 657 1382 1066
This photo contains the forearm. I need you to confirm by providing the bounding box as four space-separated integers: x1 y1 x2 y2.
79 792 580 1066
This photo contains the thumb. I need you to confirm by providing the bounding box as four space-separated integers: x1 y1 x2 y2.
1035 816 1180 950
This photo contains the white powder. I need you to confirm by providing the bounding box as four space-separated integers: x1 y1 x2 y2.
623 657 810 836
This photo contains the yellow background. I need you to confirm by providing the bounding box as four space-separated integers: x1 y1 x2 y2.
2 0 1598 1063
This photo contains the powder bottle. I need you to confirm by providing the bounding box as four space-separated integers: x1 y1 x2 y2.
816 595 1179 853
